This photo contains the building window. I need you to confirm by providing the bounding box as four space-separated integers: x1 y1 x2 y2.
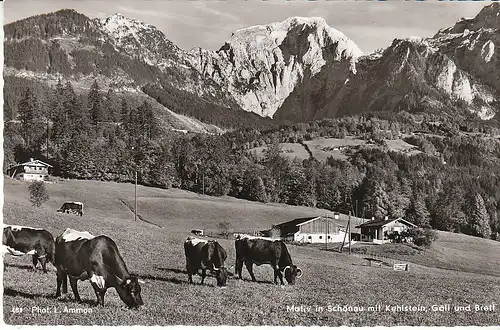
308 236 312 240
328 236 331 239
319 236 322 239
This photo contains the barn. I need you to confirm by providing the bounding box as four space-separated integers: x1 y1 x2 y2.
6 158 52 181
356 217 417 244
272 215 364 244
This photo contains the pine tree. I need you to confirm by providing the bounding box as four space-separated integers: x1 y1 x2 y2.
88 80 103 125
361 167 390 219
406 194 430 227
104 89 119 122
120 97 129 125
18 87 44 149
469 193 491 238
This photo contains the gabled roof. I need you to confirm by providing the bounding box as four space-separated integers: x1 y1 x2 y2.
274 216 320 228
356 218 417 229
273 216 320 236
8 159 53 169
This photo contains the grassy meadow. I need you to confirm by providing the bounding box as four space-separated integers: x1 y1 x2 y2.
2 178 500 326
249 136 421 162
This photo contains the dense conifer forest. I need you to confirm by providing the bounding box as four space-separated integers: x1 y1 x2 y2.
4 81 500 240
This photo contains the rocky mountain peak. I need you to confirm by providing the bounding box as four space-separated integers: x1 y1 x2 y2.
189 16 362 118
436 2 500 37
98 13 181 66
101 13 153 37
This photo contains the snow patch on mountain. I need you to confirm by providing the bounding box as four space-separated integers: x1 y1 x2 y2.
481 40 495 62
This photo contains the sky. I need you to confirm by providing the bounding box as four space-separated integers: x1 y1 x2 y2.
2 0 493 53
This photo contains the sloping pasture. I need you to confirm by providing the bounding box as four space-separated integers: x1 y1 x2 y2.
2 178 499 326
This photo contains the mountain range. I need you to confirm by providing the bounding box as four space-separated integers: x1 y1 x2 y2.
4 3 500 132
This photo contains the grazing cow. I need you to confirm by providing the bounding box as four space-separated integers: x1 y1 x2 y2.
57 202 84 216
184 237 228 287
235 235 303 285
54 228 144 308
2 225 55 273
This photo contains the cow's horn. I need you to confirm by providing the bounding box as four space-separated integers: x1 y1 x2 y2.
212 266 220 271
284 265 291 273
138 279 145 284
115 275 124 283
296 267 303 279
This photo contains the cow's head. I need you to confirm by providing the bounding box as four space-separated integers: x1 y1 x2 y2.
116 276 144 309
212 266 229 287
3 226 14 245
283 265 303 285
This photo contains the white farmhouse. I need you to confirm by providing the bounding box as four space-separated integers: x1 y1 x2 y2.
6 158 52 181
273 216 351 244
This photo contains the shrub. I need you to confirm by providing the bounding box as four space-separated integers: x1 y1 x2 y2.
29 181 49 207
408 227 438 248
217 221 231 239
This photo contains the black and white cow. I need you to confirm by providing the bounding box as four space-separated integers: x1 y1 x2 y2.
184 237 229 287
235 235 303 285
54 228 144 308
57 202 84 216
2 225 55 273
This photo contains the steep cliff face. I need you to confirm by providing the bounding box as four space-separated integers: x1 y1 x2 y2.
189 17 362 118
275 4 500 123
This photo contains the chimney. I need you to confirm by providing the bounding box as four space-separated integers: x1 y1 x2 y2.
29 157 34 162
384 216 389 221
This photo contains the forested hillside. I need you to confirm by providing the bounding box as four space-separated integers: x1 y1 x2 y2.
5 82 500 241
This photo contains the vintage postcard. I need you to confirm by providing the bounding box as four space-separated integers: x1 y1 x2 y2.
2 0 499 327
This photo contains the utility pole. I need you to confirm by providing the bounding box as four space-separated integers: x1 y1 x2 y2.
348 211 352 255
46 117 49 159
339 212 348 253
202 170 205 196
325 213 328 251
131 145 137 222
134 170 137 222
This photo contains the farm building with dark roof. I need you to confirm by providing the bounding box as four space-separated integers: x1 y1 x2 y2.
356 217 417 244
272 215 368 243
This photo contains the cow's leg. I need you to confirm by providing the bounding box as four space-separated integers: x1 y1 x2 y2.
56 268 67 297
235 258 243 279
186 260 194 284
99 290 106 307
39 256 48 273
56 269 63 297
274 264 284 285
32 255 39 271
200 269 207 285
245 262 257 282
69 277 81 302
62 273 68 294
90 283 106 306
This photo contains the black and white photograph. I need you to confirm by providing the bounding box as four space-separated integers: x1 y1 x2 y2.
2 0 500 327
